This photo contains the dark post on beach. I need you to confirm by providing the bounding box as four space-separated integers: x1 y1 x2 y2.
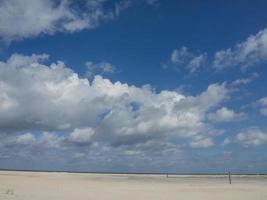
228 172 232 184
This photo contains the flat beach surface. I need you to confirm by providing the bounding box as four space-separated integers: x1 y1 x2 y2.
0 171 267 200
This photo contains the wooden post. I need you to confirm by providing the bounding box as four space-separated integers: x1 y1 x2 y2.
228 171 231 184
166 173 168 178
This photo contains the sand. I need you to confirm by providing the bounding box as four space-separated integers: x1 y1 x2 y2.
0 171 267 200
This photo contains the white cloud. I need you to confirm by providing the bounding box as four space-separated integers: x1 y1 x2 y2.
231 72 259 86
14 132 66 148
189 137 214 148
171 47 190 64
259 97 267 116
169 27 267 71
0 0 129 42
208 107 246 123
85 61 115 79
213 28 267 70
69 128 95 144
16 133 35 145
39 132 64 148
170 47 207 73
187 54 207 73
0 53 229 149
15 131 63 148
236 128 267 147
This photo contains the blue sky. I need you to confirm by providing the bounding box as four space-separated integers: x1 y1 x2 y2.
0 0 267 173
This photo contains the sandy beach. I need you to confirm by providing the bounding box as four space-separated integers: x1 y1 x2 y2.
0 171 266 200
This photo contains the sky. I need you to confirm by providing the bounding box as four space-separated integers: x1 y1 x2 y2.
0 0 267 173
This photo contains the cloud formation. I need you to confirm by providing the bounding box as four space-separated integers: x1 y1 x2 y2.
189 137 214 148
208 107 246 123
0 0 130 42
170 47 207 73
0 53 230 150
16 133 35 145
213 28 267 70
169 28 267 72
236 128 267 147
85 60 116 79
69 128 95 145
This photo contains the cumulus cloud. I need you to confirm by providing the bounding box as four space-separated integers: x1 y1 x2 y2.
14 131 64 148
213 28 267 70
0 53 229 150
0 0 130 42
236 128 267 147
208 107 246 123
69 128 95 144
170 47 207 73
259 97 267 116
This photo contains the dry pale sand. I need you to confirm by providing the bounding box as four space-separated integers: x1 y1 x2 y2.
0 171 267 200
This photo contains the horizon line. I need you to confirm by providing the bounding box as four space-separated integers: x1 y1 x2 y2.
0 168 266 175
